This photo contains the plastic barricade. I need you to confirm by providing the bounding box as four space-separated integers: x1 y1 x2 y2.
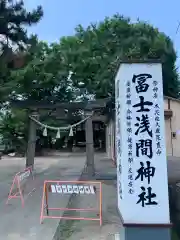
6 166 35 207
40 180 102 226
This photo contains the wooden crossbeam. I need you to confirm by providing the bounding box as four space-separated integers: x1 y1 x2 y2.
10 98 110 110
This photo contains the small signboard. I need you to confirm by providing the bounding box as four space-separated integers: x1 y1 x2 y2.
40 180 102 225
115 62 170 224
6 166 35 207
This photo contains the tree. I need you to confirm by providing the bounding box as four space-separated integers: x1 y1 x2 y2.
9 41 75 102
2 14 180 153
12 14 179 105
1 41 83 153
0 0 43 51
0 0 43 103
0 0 43 152
0 108 28 154
57 14 179 99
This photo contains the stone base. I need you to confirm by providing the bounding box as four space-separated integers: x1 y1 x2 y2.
120 226 171 240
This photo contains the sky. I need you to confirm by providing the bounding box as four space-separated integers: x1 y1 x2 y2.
25 0 180 66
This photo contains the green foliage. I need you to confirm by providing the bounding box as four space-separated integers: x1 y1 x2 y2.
9 41 76 102
1 13 180 152
0 108 28 153
8 14 180 103
58 14 179 98
171 229 179 240
0 0 43 104
0 0 43 51
0 0 43 151
0 40 82 152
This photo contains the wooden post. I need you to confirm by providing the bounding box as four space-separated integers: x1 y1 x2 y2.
26 111 38 168
85 110 95 177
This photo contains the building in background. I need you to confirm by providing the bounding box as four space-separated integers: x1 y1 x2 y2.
106 96 180 160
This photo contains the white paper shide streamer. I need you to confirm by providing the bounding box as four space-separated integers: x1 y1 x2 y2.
43 127 47 137
69 127 73 137
30 114 92 139
56 129 61 139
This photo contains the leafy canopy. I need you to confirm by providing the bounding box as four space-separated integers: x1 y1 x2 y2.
0 0 43 51
1 13 180 153
8 14 180 104
57 14 179 99
0 0 43 103
0 0 43 151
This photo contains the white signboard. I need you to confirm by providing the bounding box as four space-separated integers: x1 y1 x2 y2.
50 184 95 194
115 62 170 224
19 169 31 182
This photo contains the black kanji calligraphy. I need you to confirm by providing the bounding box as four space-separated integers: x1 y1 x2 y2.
135 161 155 184
155 109 160 116
136 139 153 159
157 142 161 148
119 182 122 199
127 87 131 93
128 151 132 157
118 164 122 174
127 109 132 114
128 143 132 149
128 158 133 163
127 137 132 143
126 81 130 87
127 128 132 133
126 93 131 99
117 139 121 154
127 99 131 105
128 182 133 187
153 93 158 98
117 120 120 134
155 116 160 122
153 87 158 92
127 121 131 127
128 175 133 181
129 188 134 194
117 103 120 115
135 114 152 137
156 149 162 155
156 128 160 134
156 135 161 141
137 187 158 207
153 80 158 86
127 115 132 120
116 80 120 98
133 96 153 112
132 73 152 93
